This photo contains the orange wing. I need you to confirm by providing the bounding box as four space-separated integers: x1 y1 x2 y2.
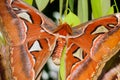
0 0 57 80
66 14 120 80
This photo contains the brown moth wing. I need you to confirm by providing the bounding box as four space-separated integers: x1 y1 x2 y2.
0 0 57 80
0 0 35 79
12 0 58 79
0 20 13 80
66 14 120 80
98 49 120 80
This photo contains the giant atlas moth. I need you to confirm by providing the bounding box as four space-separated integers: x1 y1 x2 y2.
0 0 120 80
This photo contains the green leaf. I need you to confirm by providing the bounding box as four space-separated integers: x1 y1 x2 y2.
59 46 66 80
63 11 80 27
91 0 103 18
107 5 114 15
68 0 74 12
35 0 49 11
101 0 111 16
23 0 33 5
78 0 88 23
91 0 113 18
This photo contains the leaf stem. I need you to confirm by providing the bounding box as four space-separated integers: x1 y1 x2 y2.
114 0 119 12
59 0 63 21
64 0 69 16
